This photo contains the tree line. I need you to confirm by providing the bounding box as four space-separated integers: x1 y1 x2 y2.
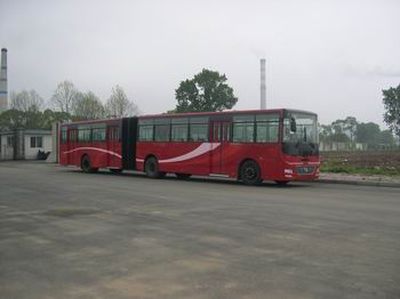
319 116 396 148
319 84 400 147
0 81 139 130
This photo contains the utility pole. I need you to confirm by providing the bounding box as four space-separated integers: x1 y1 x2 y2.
260 58 266 110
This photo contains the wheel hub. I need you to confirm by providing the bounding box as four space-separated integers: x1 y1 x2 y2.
245 167 255 179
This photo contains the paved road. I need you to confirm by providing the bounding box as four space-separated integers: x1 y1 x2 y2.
0 161 399 299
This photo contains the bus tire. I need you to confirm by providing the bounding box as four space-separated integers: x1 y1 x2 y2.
81 155 98 173
176 173 191 179
145 156 164 179
239 160 262 185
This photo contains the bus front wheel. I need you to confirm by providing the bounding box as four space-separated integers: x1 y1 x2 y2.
240 160 262 185
81 155 98 173
145 157 165 179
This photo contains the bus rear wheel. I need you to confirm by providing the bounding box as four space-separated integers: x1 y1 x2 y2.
81 155 98 173
145 157 165 179
240 160 262 185
176 173 191 179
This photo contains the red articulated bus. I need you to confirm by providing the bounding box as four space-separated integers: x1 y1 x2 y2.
59 109 320 185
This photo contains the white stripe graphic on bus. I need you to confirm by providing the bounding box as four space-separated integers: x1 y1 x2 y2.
136 142 220 164
62 147 122 159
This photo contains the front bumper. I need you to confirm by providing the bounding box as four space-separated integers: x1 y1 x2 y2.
281 162 320 181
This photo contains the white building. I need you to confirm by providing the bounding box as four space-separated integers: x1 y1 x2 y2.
0 129 52 160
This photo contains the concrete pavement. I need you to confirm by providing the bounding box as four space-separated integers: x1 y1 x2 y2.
1 161 399 299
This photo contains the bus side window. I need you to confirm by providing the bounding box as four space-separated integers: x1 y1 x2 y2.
69 129 77 142
189 117 209 141
113 127 120 141
255 114 279 143
78 126 91 143
138 119 154 141
232 115 254 143
108 126 120 141
61 127 67 143
171 118 188 142
154 125 170 141
154 118 170 142
92 128 106 142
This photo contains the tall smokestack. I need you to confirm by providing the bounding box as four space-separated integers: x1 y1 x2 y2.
260 58 266 110
0 48 8 112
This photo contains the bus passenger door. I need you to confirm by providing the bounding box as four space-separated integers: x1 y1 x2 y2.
210 122 230 174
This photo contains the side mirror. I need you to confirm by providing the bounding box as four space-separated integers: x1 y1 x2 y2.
290 117 297 132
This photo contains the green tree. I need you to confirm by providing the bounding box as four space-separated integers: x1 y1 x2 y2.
318 124 332 143
25 110 44 129
73 91 105 120
382 84 400 137
356 122 381 145
175 69 238 112
378 129 395 145
41 109 71 129
343 116 358 142
331 119 350 142
0 109 26 130
0 109 71 131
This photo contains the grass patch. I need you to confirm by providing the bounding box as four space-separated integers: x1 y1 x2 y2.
321 162 400 176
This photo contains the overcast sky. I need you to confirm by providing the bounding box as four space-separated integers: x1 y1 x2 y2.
1 0 399 126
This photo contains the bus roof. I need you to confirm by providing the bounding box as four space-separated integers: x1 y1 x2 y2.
61 108 317 126
60 118 122 127
139 108 317 119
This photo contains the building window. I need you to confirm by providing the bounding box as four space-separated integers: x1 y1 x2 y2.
30 136 43 148
7 136 14 146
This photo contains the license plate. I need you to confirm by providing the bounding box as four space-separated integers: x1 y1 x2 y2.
296 166 314 175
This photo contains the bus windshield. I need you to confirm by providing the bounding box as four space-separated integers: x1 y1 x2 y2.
283 112 319 156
